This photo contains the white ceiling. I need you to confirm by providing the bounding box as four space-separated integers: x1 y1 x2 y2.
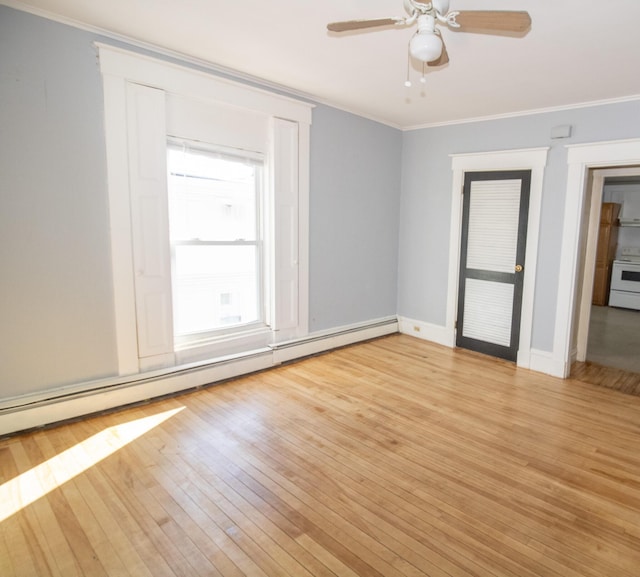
6 0 640 128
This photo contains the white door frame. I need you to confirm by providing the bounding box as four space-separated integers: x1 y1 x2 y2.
447 148 549 369
554 139 640 377
575 166 640 362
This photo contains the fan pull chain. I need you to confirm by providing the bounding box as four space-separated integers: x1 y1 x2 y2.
404 46 412 87
406 43 429 87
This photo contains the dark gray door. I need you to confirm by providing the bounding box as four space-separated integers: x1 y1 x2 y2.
456 170 531 362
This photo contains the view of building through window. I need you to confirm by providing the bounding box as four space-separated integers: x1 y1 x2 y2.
167 144 263 341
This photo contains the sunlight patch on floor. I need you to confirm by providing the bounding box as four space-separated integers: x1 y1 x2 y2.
0 406 184 522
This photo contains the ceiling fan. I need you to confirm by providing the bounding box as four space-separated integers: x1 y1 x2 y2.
327 0 531 70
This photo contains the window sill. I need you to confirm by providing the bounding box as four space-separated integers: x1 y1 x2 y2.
174 325 273 365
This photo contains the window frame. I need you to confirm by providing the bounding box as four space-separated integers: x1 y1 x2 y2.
167 139 267 345
98 43 312 374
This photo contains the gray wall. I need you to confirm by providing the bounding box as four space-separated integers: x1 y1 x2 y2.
0 7 117 397
398 101 640 352
0 6 402 399
309 106 402 331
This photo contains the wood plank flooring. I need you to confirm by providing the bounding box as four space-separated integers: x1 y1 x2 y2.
1 334 640 577
571 360 640 396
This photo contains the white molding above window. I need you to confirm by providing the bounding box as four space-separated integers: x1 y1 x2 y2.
97 43 313 126
97 43 313 376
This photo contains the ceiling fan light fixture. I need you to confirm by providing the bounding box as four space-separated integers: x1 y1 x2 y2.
327 3 532 72
409 31 443 62
432 0 450 14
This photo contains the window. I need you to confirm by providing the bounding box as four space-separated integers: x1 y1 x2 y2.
167 143 264 345
98 44 312 374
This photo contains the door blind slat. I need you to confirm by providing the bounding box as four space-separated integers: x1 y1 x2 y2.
466 180 521 273
462 278 514 347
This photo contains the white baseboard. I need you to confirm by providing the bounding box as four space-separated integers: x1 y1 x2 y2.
0 352 274 437
0 317 398 436
398 316 454 348
271 317 398 364
529 349 567 378
0 317 568 436
398 317 567 379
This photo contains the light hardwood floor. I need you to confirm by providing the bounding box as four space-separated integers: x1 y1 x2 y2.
2 334 640 577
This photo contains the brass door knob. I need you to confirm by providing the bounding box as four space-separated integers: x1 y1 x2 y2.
515 264 523 273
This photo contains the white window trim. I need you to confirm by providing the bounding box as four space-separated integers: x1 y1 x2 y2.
98 43 312 375
447 147 549 370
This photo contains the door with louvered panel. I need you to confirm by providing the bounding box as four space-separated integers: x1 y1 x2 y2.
456 170 531 362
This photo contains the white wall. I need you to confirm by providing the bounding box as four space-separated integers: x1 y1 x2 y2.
604 183 640 256
604 182 640 218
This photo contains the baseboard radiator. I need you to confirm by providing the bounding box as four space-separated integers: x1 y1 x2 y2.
0 317 398 436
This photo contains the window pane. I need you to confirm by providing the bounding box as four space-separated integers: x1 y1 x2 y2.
172 245 259 336
167 147 258 242
167 143 264 341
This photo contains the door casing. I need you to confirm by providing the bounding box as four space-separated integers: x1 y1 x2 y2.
447 148 549 369
575 166 640 362
556 139 640 377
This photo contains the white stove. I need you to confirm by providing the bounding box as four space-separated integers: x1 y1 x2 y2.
609 247 640 310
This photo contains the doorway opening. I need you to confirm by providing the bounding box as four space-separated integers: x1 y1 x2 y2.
572 165 640 385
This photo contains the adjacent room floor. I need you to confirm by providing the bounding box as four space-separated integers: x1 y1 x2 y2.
587 305 640 373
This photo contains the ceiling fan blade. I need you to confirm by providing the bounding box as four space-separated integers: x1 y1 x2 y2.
428 36 449 66
327 18 402 32
452 11 531 33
